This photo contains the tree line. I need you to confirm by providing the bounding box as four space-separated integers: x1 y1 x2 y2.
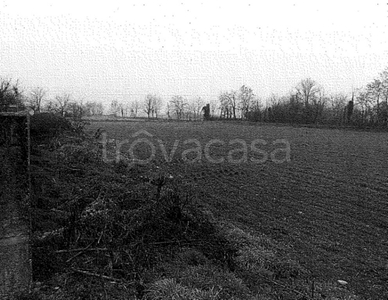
0 79 104 119
216 68 388 128
1 66 388 128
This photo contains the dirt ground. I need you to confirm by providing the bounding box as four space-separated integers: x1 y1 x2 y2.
88 121 388 299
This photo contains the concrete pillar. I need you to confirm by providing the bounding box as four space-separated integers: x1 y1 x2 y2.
0 113 31 298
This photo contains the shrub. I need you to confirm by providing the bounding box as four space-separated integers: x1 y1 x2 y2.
30 113 72 142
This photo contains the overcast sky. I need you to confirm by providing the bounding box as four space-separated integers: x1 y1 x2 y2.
1 0 388 108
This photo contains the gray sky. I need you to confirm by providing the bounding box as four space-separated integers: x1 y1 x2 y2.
1 0 388 108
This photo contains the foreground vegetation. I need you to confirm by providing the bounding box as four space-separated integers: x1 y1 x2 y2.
6 114 365 300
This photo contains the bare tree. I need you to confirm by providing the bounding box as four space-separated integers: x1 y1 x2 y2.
130 99 140 117
117 102 124 117
366 79 383 124
355 90 372 124
294 78 322 123
115 102 130 117
144 94 155 118
247 97 262 121
123 102 132 117
0 78 24 110
194 97 205 118
84 101 104 116
152 96 163 118
29 87 47 112
170 95 187 120
379 68 388 125
239 85 254 119
109 100 119 116
365 68 388 125
166 102 171 119
295 78 320 107
55 93 71 117
68 100 84 120
209 98 218 117
187 97 204 120
219 91 235 119
0 78 11 101
220 91 238 119
328 93 348 125
219 92 229 118
310 89 328 124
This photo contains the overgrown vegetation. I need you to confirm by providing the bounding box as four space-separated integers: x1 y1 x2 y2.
0 78 25 111
25 116 248 299
4 115 358 299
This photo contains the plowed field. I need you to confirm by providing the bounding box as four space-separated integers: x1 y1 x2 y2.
88 121 388 298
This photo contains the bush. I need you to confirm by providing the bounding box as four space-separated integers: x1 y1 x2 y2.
30 113 72 142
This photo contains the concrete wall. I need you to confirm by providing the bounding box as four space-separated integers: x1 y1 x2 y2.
0 114 31 298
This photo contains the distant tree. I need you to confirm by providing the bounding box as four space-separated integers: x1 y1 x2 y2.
195 97 205 118
365 79 383 124
188 97 204 120
143 94 162 118
96 102 105 115
117 102 124 117
166 102 171 119
295 78 320 107
311 89 328 124
115 101 131 117
219 92 230 119
219 91 237 119
152 96 163 118
144 94 155 118
228 91 238 119
109 100 119 116
266 93 305 123
247 98 262 121
128 99 140 117
132 99 140 117
328 93 348 125
365 68 388 126
294 78 321 123
209 98 218 117
355 90 372 125
84 101 104 116
67 100 84 120
379 68 388 125
265 94 280 122
239 85 254 119
43 100 57 114
124 102 132 117
170 95 187 120
55 93 71 117
0 78 24 111
29 87 47 112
